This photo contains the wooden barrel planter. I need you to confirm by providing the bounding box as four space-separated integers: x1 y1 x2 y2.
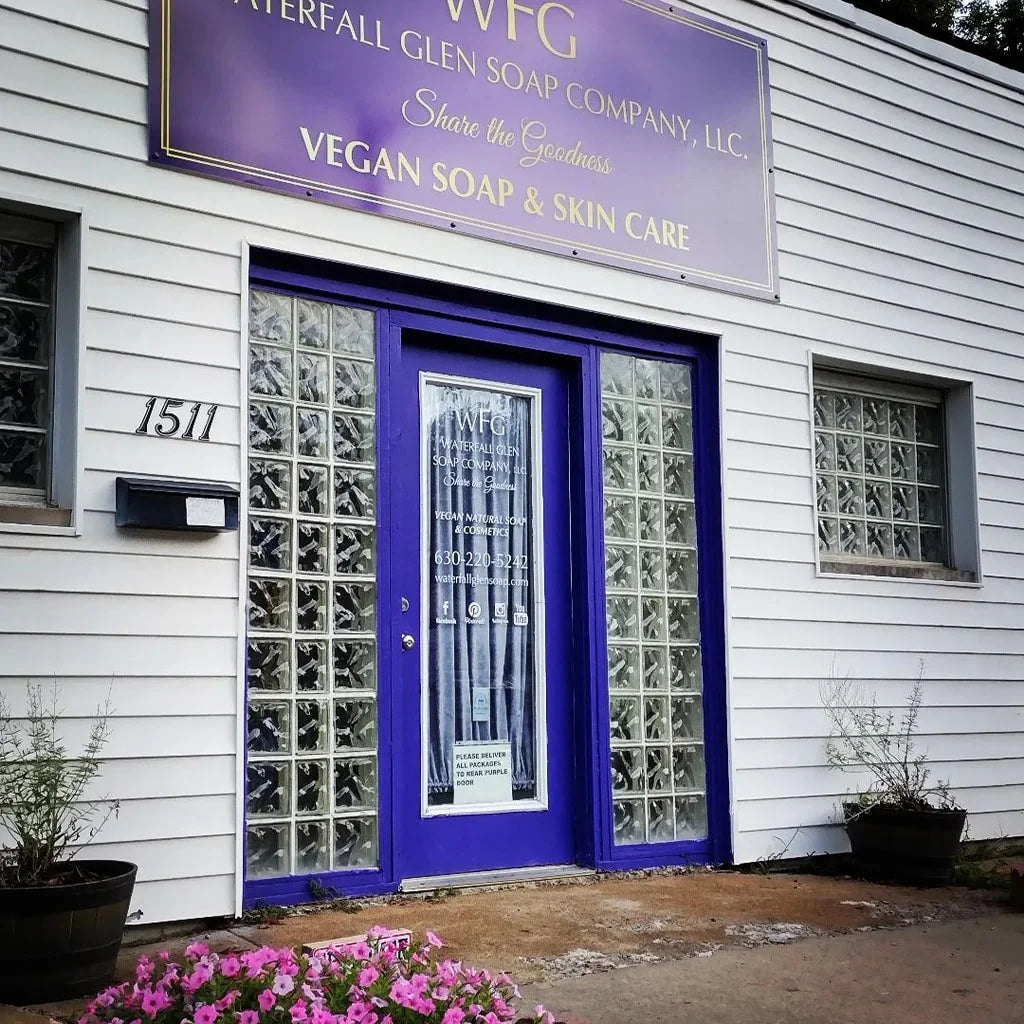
0 860 137 1004
843 804 967 886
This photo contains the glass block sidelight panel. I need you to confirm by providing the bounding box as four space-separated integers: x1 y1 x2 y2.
247 823 290 879
295 820 331 873
814 379 947 566
601 353 709 845
246 290 379 878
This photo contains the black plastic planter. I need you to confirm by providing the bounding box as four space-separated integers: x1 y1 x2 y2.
843 804 966 886
0 860 137 1004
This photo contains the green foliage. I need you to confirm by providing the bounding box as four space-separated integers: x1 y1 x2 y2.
308 878 362 912
958 0 1024 60
424 886 460 903
820 670 959 813
861 0 1023 66
0 684 117 886
952 836 1024 890
242 900 291 926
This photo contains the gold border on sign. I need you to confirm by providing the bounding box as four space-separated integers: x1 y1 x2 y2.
160 0 776 294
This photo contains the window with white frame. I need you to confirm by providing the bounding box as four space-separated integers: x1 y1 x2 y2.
813 368 959 572
0 215 56 502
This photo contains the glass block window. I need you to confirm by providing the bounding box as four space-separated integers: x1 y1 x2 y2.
601 353 708 846
0 217 55 499
246 289 379 880
814 372 947 565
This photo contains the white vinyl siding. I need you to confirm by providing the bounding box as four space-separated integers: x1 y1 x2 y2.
0 0 1020 920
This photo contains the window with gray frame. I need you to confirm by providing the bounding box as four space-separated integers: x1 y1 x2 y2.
0 215 56 502
814 370 949 568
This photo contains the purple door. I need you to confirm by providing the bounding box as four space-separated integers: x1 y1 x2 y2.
393 330 578 878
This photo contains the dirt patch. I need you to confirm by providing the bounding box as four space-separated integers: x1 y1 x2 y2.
254 870 998 983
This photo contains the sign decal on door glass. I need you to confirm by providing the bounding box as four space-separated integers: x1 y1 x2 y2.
422 378 542 810
453 742 513 806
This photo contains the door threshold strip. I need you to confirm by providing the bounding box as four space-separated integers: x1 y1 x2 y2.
400 864 595 893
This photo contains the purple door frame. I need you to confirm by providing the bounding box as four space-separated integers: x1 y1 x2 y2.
245 253 731 908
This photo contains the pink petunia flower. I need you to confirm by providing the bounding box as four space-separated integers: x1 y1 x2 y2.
215 991 240 1012
186 943 211 960
345 1002 373 1023
193 1005 218 1024
188 965 214 993
258 990 277 1012
425 931 444 949
219 956 240 979
238 1012 260 1024
289 999 309 1022
441 1009 465 1024
140 987 171 1018
437 960 460 986
272 973 296 996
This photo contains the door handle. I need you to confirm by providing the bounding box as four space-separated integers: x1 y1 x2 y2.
401 633 416 651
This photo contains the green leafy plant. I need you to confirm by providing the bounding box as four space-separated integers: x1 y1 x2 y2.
242 901 291 927
820 668 959 815
0 683 118 886
953 836 1024 891
308 878 361 913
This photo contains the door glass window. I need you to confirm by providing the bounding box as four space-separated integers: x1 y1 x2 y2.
246 288 379 879
601 354 708 845
421 376 544 812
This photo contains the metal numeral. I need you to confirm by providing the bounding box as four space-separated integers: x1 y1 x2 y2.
137 396 219 442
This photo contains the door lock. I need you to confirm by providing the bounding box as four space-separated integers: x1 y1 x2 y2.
401 633 416 651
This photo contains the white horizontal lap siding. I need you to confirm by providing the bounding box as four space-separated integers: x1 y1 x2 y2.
0 3 241 921
1 681 237 721
0 0 1020 910
723 0 1019 861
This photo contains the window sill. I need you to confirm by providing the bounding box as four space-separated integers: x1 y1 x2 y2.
819 558 978 585
0 504 75 533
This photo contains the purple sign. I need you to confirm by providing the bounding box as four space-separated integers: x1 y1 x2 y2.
151 0 778 298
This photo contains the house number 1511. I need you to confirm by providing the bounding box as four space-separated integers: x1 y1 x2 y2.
136 397 219 441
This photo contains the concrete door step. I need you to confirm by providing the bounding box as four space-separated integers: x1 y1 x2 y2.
400 864 595 892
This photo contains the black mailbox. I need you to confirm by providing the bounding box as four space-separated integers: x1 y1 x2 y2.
116 477 240 533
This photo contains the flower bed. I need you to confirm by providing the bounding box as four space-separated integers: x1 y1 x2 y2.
79 929 555 1024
